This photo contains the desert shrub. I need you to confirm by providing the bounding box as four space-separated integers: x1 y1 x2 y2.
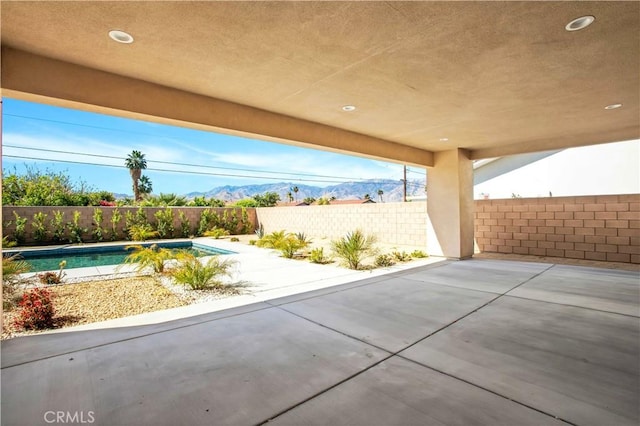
178 210 192 237
121 244 174 274
128 224 159 242
241 208 252 234
50 210 66 243
392 250 412 262
154 208 175 239
249 239 257 246
2 236 17 248
171 251 237 291
14 287 55 330
32 212 48 243
2 254 31 310
66 210 87 243
257 230 308 258
295 232 312 245
197 209 220 236
309 247 330 264
38 272 62 285
92 208 105 242
374 254 396 267
278 235 308 258
221 209 239 234
411 250 428 258
255 224 265 239
230 237 240 242
124 207 150 239
204 227 230 239
37 260 67 285
12 211 27 245
110 208 122 241
331 230 378 270
256 230 287 248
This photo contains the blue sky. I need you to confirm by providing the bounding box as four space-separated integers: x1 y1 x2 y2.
2 98 419 196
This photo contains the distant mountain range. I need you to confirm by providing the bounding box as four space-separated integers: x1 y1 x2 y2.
185 179 426 203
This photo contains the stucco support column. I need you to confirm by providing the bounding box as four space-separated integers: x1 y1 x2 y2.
426 148 474 259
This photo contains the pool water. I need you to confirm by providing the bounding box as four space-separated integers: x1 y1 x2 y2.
9 243 232 273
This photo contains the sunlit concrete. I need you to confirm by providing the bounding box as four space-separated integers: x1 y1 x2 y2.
2 259 638 426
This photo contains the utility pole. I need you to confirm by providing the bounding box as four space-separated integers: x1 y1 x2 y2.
403 165 407 202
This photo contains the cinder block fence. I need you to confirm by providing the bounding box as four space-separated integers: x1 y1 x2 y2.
2 194 638 264
474 194 639 264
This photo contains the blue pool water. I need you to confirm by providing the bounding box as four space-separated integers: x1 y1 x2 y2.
5 242 234 273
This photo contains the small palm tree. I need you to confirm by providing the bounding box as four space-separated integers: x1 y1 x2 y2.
331 230 378 270
293 186 299 202
139 175 153 198
171 251 237 291
256 230 307 258
287 191 294 202
377 189 384 202
121 244 173 274
124 150 147 202
363 194 371 201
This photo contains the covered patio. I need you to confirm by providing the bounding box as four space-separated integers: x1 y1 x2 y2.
2 1 638 260
1 2 639 425
2 259 638 425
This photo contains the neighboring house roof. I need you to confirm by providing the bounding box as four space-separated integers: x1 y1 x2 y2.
311 199 376 205
276 201 310 207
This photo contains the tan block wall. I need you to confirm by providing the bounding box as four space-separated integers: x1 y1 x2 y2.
256 202 427 247
2 206 257 244
474 194 640 264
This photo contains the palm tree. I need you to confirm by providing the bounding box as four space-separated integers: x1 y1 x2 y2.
293 186 299 202
364 194 371 201
287 191 294 202
377 189 384 203
125 150 147 202
139 175 153 198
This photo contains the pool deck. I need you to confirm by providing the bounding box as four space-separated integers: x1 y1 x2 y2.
2 256 638 426
19 238 442 331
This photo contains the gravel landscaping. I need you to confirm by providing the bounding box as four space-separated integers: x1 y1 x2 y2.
1 272 249 340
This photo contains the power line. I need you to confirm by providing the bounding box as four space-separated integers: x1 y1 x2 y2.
2 155 349 184
2 144 363 181
3 154 425 188
4 113 430 178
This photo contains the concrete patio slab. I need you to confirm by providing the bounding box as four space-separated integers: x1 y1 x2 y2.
399 296 640 426
508 264 640 316
2 259 639 426
400 259 552 294
269 356 565 426
277 277 496 352
1 301 272 368
1 308 388 426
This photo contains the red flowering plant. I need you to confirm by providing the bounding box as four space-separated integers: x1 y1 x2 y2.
14 287 55 330
99 200 116 207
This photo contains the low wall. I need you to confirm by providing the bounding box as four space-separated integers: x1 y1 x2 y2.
474 194 639 264
256 202 427 247
2 206 257 244
4 195 638 264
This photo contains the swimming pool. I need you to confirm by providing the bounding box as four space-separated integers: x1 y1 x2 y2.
4 242 234 273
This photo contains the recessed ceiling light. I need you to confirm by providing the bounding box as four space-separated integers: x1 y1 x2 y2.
604 103 623 110
108 30 134 44
439 137 449 142
341 105 356 112
565 16 595 32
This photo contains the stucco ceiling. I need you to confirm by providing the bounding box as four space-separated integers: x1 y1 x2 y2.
1 1 638 163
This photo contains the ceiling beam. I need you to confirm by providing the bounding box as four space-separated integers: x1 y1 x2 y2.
1 47 434 167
